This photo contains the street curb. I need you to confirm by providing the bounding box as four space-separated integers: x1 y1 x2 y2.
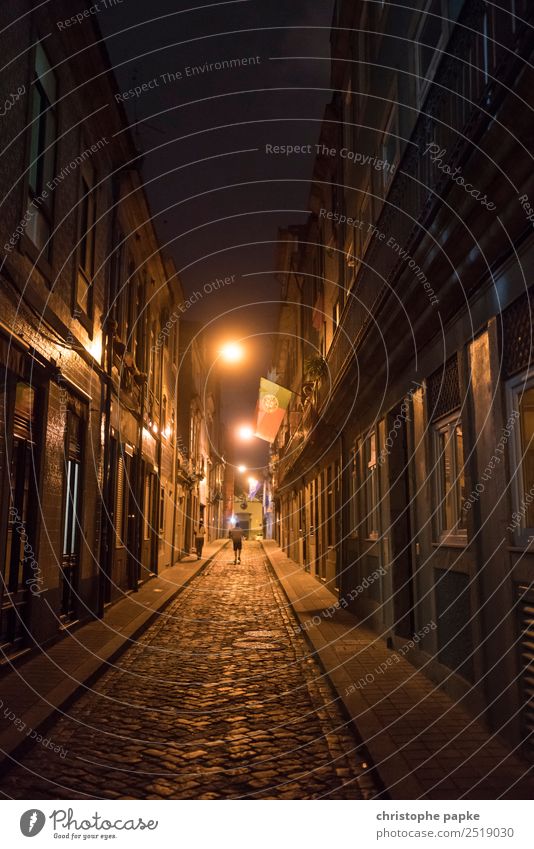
261 540 423 800
0 540 229 775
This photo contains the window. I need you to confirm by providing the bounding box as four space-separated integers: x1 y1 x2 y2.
433 415 467 539
62 411 83 558
76 165 96 319
1 380 39 648
26 42 57 258
416 0 447 105
518 386 534 527
326 465 335 547
342 80 354 164
144 474 153 540
159 486 165 534
364 430 379 538
348 442 360 537
113 240 125 335
508 376 534 540
162 395 167 436
382 102 400 194
115 454 124 547
332 299 340 334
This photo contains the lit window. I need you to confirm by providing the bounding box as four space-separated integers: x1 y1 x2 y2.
433 416 467 539
365 430 379 538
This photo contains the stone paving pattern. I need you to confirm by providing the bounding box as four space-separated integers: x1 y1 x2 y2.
0 543 377 800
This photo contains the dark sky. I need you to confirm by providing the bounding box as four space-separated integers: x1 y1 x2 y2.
99 0 335 470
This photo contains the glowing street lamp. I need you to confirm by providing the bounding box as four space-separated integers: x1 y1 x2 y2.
219 341 244 363
237 424 254 441
237 464 247 474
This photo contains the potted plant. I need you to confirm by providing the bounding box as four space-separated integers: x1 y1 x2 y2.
302 354 328 402
304 354 328 382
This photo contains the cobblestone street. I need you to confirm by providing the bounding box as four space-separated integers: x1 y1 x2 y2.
0 543 378 800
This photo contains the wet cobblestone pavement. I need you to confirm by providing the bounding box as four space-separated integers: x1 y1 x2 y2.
0 543 378 799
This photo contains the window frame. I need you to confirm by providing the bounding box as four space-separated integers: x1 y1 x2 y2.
24 40 58 267
432 410 467 545
364 428 380 540
507 369 534 547
415 0 449 107
381 99 400 195
74 156 97 328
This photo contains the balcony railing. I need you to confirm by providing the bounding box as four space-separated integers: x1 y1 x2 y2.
277 401 319 484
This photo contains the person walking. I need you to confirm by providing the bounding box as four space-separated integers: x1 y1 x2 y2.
229 521 244 564
194 520 206 560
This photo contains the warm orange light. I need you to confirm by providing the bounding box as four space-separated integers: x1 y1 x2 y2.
237 424 254 441
219 341 243 363
237 464 247 474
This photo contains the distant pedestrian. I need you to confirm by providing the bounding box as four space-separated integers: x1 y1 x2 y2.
195 520 206 560
229 522 244 564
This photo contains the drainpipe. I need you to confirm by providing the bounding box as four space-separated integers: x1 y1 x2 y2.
97 173 120 618
170 324 180 565
133 277 148 593
154 300 164 575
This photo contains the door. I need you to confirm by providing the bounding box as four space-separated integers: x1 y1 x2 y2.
0 381 39 650
139 466 156 584
61 410 83 620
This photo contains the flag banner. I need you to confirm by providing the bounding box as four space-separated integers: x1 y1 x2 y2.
254 378 293 443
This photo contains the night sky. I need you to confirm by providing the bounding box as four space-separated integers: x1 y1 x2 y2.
99 0 335 470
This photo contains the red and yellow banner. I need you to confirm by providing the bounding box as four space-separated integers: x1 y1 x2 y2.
254 378 293 443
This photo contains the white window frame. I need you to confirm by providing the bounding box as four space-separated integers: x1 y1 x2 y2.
507 369 534 547
364 429 380 540
348 443 359 538
432 411 467 544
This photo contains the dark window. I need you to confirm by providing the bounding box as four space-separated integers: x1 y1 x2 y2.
26 43 57 258
76 169 96 318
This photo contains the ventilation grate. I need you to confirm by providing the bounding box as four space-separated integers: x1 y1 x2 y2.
516 583 534 760
427 356 461 422
502 289 534 378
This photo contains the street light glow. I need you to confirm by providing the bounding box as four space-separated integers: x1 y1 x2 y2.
237 464 247 473
248 477 258 489
219 341 243 363
237 424 254 441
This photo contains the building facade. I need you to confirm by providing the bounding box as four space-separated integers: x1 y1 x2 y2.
272 0 534 759
0 1 222 659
